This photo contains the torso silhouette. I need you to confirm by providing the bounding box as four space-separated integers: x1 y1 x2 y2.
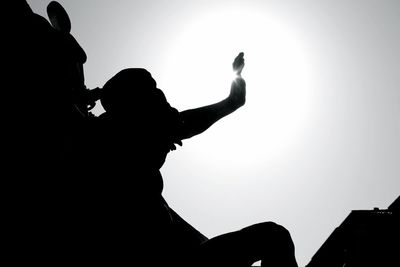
91 68 181 196
79 69 187 264
14 3 299 267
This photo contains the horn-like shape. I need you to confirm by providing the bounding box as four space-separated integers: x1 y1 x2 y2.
47 1 71 33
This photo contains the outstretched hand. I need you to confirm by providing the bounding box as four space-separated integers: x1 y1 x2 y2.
179 53 246 140
229 52 246 109
233 52 245 76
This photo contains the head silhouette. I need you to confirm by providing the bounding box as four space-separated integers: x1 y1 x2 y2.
100 68 182 169
101 68 158 113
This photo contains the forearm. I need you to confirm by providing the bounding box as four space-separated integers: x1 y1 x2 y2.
178 52 246 141
179 98 238 140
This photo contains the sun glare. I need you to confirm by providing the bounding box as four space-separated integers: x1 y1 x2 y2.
159 6 314 168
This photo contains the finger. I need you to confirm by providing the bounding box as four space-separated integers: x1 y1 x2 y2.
233 52 244 62
236 52 244 59
235 52 244 64
233 54 244 65
233 52 245 72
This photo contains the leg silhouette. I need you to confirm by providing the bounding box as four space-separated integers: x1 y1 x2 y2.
195 222 298 267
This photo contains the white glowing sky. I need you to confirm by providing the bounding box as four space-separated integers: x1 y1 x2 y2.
159 7 313 167
29 1 400 266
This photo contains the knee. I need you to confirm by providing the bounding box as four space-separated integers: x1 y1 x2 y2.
241 221 289 236
240 221 293 248
238 222 297 267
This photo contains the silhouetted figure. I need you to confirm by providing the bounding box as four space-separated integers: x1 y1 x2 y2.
11 1 298 266
47 1 100 118
85 53 298 267
10 0 67 171
7 1 73 264
10 0 97 172
7 1 101 264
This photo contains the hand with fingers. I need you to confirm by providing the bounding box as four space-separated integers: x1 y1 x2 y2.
233 52 245 77
229 52 246 110
177 52 247 140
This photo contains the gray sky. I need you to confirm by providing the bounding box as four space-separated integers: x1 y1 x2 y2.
29 1 400 266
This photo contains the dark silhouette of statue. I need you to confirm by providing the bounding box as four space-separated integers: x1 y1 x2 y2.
10 1 298 266
7 1 100 264
83 53 298 267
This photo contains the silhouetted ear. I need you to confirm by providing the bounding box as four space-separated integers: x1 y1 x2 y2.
47 1 71 33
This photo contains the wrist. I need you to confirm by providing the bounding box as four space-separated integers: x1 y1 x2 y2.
225 97 241 113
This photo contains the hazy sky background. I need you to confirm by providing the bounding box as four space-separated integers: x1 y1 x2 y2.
29 1 399 266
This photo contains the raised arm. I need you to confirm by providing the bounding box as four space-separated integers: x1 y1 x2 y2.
178 53 246 140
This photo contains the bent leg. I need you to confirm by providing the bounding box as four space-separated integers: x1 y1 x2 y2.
194 221 298 267
163 207 209 266
240 222 298 267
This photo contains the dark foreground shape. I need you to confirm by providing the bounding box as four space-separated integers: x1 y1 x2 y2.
306 196 400 267
9 2 299 266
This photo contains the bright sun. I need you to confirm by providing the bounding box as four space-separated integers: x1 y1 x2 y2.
159 6 314 168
